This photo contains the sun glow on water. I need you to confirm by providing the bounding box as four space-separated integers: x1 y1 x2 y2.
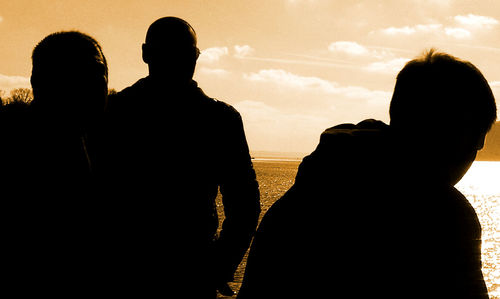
456 161 500 298
457 161 500 195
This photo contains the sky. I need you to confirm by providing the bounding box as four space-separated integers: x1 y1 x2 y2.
1 0 500 154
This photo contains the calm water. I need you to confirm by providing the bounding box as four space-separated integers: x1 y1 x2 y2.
217 160 500 298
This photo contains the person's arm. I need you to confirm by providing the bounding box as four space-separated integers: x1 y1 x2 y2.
464 238 489 299
215 107 261 284
455 193 490 299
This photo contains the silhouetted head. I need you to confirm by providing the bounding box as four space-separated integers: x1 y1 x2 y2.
142 17 200 84
390 49 497 184
31 31 108 128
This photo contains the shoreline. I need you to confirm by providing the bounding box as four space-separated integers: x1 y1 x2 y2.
252 158 302 162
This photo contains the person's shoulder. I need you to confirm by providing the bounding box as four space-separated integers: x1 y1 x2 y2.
107 78 148 111
446 187 480 216
117 77 148 98
321 119 388 138
318 119 389 151
213 99 240 118
295 119 391 184
196 88 241 119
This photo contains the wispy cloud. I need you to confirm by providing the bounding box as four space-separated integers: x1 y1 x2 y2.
377 14 498 40
234 45 255 58
328 41 370 56
452 44 500 53
244 69 390 101
363 58 410 74
444 27 471 39
408 0 452 7
198 47 229 63
239 55 359 69
0 73 30 92
328 41 402 61
198 45 256 62
327 41 410 74
380 24 442 35
488 81 500 87
281 52 360 64
234 99 332 153
454 14 499 28
197 67 230 76
377 23 473 39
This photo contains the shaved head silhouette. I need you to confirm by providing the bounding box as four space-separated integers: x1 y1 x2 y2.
145 17 197 47
142 17 200 83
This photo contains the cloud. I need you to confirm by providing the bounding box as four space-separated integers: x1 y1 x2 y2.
327 41 398 61
234 45 255 58
326 41 410 74
243 69 390 102
489 81 500 87
198 47 228 63
409 0 452 7
378 23 476 39
454 14 499 28
381 26 416 35
237 69 394 152
328 41 370 56
379 24 443 35
198 45 256 63
197 67 230 76
0 73 31 92
234 100 331 153
444 27 471 39
377 15 497 40
363 57 410 74
244 69 336 93
0 16 3 23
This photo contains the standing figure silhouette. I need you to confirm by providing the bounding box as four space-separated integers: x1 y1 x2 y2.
103 17 260 298
238 49 496 299
1 31 108 296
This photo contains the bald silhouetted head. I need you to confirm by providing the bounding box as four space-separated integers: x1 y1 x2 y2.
142 17 200 84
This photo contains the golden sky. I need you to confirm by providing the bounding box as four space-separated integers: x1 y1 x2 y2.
1 0 500 153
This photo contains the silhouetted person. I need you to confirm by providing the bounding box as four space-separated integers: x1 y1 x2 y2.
0 31 108 296
237 50 496 299
103 17 260 297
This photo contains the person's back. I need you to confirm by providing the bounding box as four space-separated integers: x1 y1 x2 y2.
238 50 495 299
102 17 260 297
1 31 108 296
238 120 407 298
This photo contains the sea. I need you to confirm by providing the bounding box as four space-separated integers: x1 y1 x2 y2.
216 160 500 298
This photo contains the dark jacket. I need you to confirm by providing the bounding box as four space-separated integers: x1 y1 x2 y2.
0 100 101 297
101 77 260 295
238 119 488 299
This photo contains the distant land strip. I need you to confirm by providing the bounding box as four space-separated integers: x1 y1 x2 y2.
251 122 500 162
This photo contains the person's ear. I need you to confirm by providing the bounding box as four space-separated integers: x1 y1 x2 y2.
195 47 200 61
475 132 487 150
142 43 150 64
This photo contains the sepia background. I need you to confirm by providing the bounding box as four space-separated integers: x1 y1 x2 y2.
0 1 498 298
1 0 500 154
